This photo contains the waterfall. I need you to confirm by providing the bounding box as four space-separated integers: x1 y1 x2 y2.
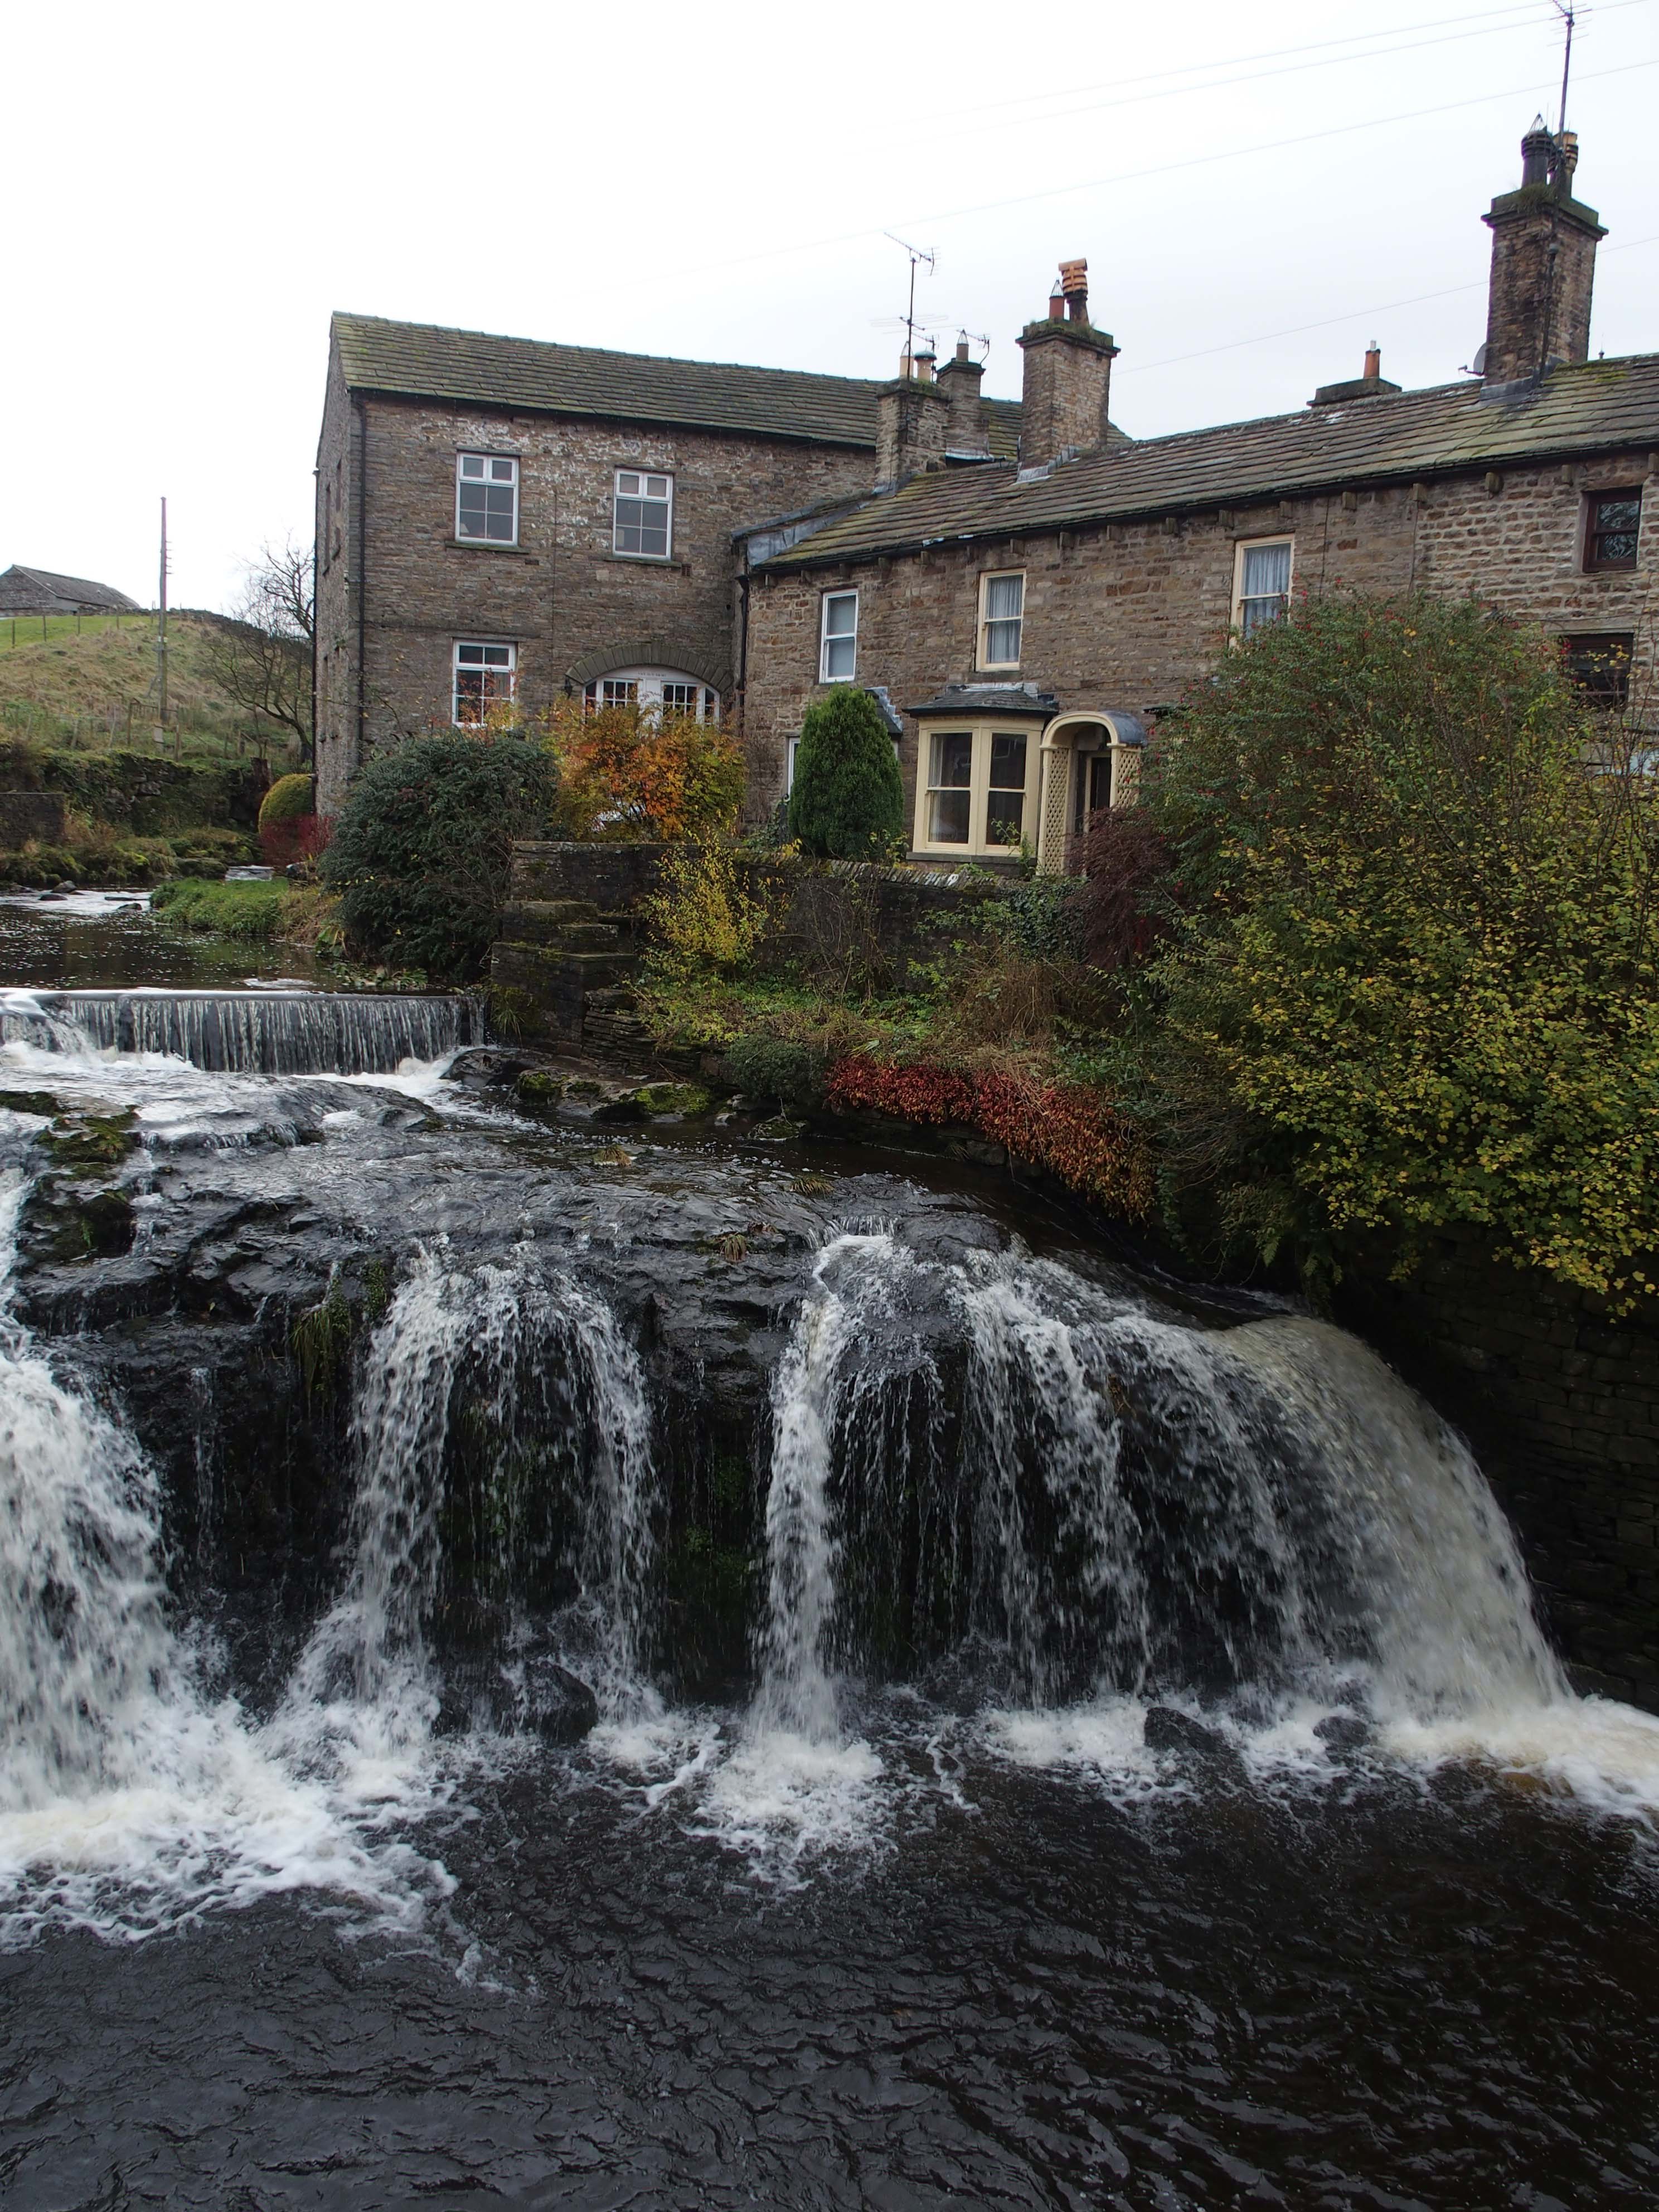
0 988 480 1074
754 1233 952 1740
754 1243 1569 1730
0 1170 181 1813
282 1245 659 1749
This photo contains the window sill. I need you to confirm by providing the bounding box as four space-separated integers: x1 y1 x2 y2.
447 537 536 558
975 666 1023 678
603 551 688 571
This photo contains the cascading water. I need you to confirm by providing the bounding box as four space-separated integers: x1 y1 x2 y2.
281 1243 661 1753
0 987 480 1074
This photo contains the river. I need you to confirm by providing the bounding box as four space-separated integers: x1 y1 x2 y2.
0 889 1655 2209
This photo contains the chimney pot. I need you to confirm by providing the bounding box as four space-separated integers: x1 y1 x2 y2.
1363 341 1381 380
1482 119 1605 384
1048 283 1065 322
954 337 970 362
1059 256 1089 323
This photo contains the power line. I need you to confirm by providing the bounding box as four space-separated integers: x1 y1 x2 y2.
889 56 1657 240
1117 232 1659 378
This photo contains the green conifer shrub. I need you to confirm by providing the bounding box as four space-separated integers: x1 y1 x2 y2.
320 734 555 979
787 688 904 861
257 773 314 831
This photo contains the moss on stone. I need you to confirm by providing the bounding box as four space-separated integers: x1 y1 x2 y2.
41 1109 138 1176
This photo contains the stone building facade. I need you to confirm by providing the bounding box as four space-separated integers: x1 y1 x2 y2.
312 318 1017 813
741 126 1657 866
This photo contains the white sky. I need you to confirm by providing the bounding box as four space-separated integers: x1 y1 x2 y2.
4 0 1656 610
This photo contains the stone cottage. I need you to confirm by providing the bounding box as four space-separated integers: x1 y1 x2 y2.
741 123 1657 867
311 314 1018 813
316 122 1655 852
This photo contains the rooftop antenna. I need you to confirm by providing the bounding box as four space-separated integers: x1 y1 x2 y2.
883 232 935 375
957 327 992 362
1553 0 1575 135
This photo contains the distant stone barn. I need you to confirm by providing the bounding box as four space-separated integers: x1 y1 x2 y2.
0 565 141 618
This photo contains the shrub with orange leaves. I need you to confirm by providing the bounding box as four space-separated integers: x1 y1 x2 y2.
542 695 745 842
825 1054 1154 1220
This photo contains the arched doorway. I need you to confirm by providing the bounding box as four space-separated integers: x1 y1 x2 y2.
1035 710 1147 872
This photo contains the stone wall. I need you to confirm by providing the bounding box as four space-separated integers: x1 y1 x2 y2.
313 342 875 813
1337 1232 1659 1711
0 791 66 843
740 448 1658 831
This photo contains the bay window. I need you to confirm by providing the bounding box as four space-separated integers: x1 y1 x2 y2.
913 721 1038 857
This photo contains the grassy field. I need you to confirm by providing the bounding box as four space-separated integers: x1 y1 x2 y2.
0 610 151 654
0 613 304 768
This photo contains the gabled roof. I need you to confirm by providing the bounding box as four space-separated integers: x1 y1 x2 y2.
331 312 1022 458
759 353 1659 570
0 564 141 613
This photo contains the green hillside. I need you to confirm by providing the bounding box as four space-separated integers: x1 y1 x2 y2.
0 611 304 767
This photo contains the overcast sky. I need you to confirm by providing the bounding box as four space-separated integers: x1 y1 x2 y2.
4 0 1655 611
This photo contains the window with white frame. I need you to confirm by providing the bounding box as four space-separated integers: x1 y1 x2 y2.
1233 537 1293 637
453 640 516 723
456 453 519 544
819 590 858 681
614 469 673 557
979 571 1025 668
914 722 1035 856
581 667 720 721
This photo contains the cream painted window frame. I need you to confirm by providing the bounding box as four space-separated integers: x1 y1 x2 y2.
819 589 859 682
1230 535 1294 641
911 721 1037 858
977 569 1026 670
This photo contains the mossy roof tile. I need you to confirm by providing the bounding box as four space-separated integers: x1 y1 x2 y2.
759 355 1659 569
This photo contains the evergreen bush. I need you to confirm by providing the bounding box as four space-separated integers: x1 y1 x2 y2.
257 773 314 831
320 734 555 979
787 688 904 861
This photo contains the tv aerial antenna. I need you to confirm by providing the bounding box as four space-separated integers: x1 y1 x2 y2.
1552 0 1576 135
884 233 935 372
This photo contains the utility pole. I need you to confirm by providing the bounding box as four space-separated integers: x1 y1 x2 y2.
156 496 169 727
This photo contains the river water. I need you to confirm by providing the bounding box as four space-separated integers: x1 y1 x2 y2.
1 892 1656 2210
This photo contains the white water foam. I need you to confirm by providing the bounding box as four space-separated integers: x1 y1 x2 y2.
0 1171 455 1945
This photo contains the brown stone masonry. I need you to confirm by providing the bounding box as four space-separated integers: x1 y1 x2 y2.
741 453 1658 832
314 342 874 814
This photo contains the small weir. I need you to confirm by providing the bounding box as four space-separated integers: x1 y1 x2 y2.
0 987 482 1074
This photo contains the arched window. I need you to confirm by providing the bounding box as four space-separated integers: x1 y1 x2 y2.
581 666 720 721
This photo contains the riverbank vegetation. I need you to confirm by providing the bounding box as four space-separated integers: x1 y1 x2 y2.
637 595 1659 1304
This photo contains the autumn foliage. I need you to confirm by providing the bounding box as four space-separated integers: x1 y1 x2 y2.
825 1054 1154 1219
545 697 745 842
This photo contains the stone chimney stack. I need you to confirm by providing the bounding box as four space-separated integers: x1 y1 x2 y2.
937 338 989 458
875 350 950 489
1482 118 1606 387
1017 258 1118 470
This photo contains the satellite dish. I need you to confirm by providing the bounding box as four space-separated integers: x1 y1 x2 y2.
1471 342 1487 375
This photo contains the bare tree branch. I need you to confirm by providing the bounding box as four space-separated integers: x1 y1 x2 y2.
202 537 315 760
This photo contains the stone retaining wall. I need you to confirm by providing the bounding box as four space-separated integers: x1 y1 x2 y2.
0 791 67 844
1337 1231 1659 1711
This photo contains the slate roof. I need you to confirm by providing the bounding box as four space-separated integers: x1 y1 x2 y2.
332 312 1023 458
0 565 141 614
760 353 1659 570
905 683 1060 719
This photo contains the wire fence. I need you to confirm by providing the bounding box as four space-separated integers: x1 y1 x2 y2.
0 608 154 653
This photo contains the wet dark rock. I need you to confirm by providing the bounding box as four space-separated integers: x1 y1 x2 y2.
1314 1713 1374 1755
435 1658 598 1744
1144 1707 1244 1769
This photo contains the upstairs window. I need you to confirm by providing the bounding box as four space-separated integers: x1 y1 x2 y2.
614 469 673 557
979 571 1025 668
456 453 519 544
1560 633 1634 710
453 639 516 724
1586 490 1641 574
819 590 858 681
1234 537 1292 637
